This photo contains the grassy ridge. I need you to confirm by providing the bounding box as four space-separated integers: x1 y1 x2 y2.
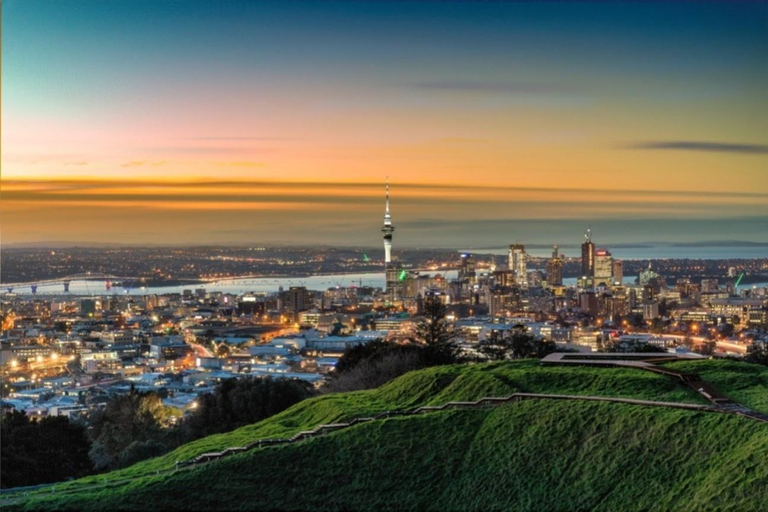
28 360 705 492
15 400 768 511
664 359 768 414
7 359 766 511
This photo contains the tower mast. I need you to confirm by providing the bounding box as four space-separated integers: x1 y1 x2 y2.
382 177 395 264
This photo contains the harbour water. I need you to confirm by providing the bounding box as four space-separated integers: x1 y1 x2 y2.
12 271 767 297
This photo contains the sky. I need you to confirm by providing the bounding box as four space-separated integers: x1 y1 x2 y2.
2 0 767 249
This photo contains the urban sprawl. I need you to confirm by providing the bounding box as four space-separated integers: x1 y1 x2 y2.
2 186 767 422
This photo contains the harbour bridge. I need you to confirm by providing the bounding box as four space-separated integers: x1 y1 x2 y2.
1 273 145 295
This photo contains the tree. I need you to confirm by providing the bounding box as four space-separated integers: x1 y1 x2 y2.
216 343 230 357
333 338 389 374
699 340 717 356
181 377 315 442
744 343 768 366
628 313 645 329
719 323 735 338
479 325 557 360
326 340 425 393
88 387 169 470
415 294 459 365
1 411 93 488
117 439 168 468
479 330 510 361
606 339 667 353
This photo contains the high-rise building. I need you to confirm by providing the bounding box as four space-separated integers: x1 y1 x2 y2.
492 270 515 287
594 249 613 287
509 244 527 288
546 244 563 287
643 301 660 320
385 265 404 302
488 286 520 317
612 260 623 285
581 228 595 280
458 253 476 284
283 286 310 316
578 291 598 316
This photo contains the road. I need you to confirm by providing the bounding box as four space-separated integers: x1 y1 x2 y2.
627 332 750 355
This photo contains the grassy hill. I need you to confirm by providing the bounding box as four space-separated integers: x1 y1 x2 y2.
663 359 768 414
7 359 768 511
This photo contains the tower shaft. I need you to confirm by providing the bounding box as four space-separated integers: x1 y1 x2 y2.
382 178 395 264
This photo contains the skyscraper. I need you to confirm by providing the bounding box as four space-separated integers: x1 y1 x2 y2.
612 259 623 285
458 253 476 284
594 249 613 287
509 244 527 288
581 228 595 279
546 244 563 287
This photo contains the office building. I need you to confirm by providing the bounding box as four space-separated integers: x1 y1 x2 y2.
581 228 595 279
546 245 563 287
458 253 476 284
509 244 527 288
612 260 623 285
282 286 311 319
594 249 613 287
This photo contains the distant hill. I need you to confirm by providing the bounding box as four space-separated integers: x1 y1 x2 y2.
6 359 768 511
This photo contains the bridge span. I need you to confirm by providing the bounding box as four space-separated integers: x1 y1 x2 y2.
1 273 144 295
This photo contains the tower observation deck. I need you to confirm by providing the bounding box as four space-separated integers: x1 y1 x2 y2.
381 179 402 301
382 178 395 264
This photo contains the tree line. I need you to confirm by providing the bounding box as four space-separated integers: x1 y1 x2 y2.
1 377 314 488
327 294 558 392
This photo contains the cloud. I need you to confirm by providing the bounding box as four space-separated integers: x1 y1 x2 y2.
624 141 768 154
437 137 489 144
216 161 266 168
3 178 766 200
64 161 88 166
411 81 582 95
181 137 296 141
143 146 270 155
120 160 166 168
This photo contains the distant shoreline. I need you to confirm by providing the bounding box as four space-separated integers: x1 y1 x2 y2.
2 241 768 250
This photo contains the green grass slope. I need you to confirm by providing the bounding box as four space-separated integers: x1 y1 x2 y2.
24 360 706 490
7 359 767 511
15 400 768 511
664 359 768 414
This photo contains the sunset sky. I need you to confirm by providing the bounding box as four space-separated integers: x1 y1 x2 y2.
2 0 767 248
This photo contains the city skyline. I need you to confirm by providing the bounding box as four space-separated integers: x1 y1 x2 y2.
3 0 768 246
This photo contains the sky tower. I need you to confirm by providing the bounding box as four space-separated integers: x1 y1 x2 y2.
382 178 395 264
382 178 403 301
